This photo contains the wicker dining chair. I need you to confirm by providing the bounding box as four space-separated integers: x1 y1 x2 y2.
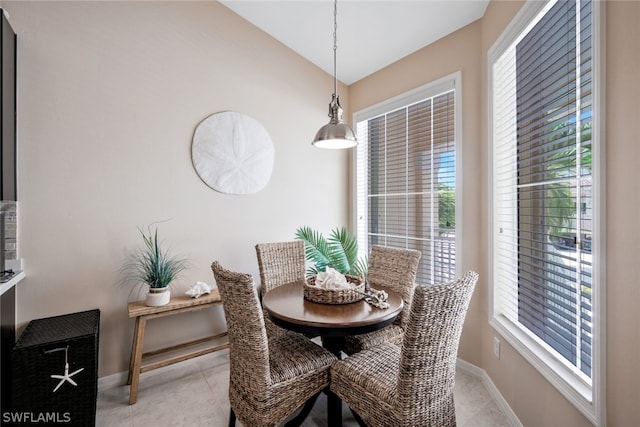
342 245 421 355
255 241 306 338
211 261 337 427
331 271 479 427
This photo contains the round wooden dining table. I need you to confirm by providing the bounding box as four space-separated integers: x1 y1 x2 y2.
262 280 403 426
262 279 403 355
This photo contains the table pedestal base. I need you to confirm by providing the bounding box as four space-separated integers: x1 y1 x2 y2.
321 336 344 426
263 281 403 427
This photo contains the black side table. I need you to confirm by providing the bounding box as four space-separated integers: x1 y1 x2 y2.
10 309 100 426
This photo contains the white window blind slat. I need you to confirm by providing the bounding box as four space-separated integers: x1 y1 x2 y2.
491 1 600 417
355 78 458 286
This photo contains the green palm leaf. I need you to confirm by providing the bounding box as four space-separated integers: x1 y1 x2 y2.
295 226 367 277
295 226 332 275
328 227 358 275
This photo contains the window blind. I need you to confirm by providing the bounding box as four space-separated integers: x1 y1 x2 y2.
356 85 456 286
493 0 593 382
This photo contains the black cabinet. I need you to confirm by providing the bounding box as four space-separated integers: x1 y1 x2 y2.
12 310 100 426
0 10 15 201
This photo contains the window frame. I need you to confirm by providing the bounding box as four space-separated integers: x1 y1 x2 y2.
352 72 463 281
487 0 606 424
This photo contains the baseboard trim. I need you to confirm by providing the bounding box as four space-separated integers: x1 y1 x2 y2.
457 358 523 427
98 348 230 392
98 370 128 391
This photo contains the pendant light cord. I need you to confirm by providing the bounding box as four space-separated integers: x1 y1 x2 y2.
311 0 357 147
333 0 338 96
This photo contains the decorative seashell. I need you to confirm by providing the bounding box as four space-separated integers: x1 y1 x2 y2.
185 281 214 298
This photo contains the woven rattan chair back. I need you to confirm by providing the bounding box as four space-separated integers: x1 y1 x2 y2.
255 241 307 338
211 261 271 395
212 261 337 427
397 270 479 420
255 241 306 295
331 271 478 426
367 245 421 328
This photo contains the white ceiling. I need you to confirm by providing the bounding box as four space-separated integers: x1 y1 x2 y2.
219 0 489 85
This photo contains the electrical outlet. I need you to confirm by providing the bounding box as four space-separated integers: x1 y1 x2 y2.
493 336 500 359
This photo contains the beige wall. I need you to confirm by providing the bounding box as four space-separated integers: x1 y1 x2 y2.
350 18 485 367
5 0 351 377
602 2 640 425
6 0 640 425
351 0 640 425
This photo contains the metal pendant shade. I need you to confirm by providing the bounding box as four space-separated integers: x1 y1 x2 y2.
312 0 357 149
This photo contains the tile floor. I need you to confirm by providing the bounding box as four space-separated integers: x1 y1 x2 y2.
96 350 512 426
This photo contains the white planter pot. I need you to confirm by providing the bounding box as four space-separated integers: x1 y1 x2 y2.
146 287 171 307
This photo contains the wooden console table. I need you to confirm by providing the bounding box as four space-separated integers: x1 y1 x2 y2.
127 291 229 404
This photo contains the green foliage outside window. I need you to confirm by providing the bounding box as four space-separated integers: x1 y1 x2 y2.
438 184 455 235
546 121 592 244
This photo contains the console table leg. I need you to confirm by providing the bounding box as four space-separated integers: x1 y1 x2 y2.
128 316 146 404
127 317 141 385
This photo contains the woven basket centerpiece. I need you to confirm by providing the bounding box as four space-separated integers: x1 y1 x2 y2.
304 274 365 304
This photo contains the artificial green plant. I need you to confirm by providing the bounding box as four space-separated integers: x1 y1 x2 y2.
122 225 188 296
295 226 367 277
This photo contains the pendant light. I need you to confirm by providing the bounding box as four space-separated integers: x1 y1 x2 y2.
312 0 357 149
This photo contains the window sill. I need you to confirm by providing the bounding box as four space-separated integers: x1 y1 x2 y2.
490 315 597 424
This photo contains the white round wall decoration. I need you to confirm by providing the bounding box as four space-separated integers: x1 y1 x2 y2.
192 111 274 195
